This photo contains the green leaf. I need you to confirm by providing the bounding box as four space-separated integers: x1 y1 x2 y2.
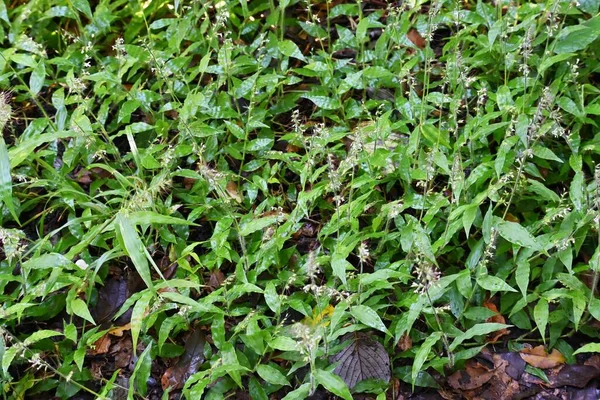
577 0 600 13
554 17 600 54
72 0 93 19
331 253 350 285
516 260 530 298
495 219 541 250
350 305 388 334
71 298 96 325
116 213 156 294
278 40 306 61
450 323 511 351
573 342 600 355
127 211 196 226
538 53 575 75
477 274 517 292
534 298 549 343
256 364 289 386
129 341 153 397
131 291 153 355
301 94 341 110
269 336 298 352
570 172 585 212
30 61 45 96
0 137 18 221
314 369 353 400
264 282 281 314
23 330 62 346
281 383 311 400
532 145 563 163
412 331 442 384
2 347 19 376
239 215 279 236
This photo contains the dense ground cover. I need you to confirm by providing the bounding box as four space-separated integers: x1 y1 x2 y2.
2 0 600 398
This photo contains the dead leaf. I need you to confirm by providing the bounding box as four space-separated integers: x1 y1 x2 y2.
448 359 495 390
207 269 225 291
407 28 426 49
161 329 206 390
483 299 509 343
331 332 391 390
90 334 112 355
109 323 131 337
398 333 412 352
226 181 242 203
547 364 600 388
111 337 133 369
520 346 566 369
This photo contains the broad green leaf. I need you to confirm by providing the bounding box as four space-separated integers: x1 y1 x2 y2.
71 298 96 325
256 364 289 386
534 298 549 343
314 369 353 400
0 137 18 221
516 260 530 298
577 0 600 14
496 219 541 250
573 342 600 355
2 347 19 376
450 323 511 351
131 291 153 355
302 94 341 110
532 145 562 163
477 274 517 292
23 330 62 346
281 383 311 400
239 215 279 236
116 213 155 293
412 331 442 384
129 341 153 397
570 172 585 212
554 16 600 54
278 40 306 61
538 53 575 75
30 61 45 96
350 305 388 334
264 282 281 314
269 336 298 352
331 253 350 285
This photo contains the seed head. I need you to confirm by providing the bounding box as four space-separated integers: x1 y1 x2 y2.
0 92 12 131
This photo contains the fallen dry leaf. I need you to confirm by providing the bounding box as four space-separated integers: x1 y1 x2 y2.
483 299 509 343
161 329 206 390
448 359 496 391
407 28 426 49
398 333 413 352
226 181 242 203
90 334 112 355
520 345 566 369
108 322 131 337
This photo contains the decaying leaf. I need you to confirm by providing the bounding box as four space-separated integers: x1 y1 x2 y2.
161 329 205 390
109 322 131 337
407 28 426 49
448 359 496 390
226 181 242 203
398 333 413 352
90 334 112 355
483 299 509 343
520 345 566 369
331 332 390 390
